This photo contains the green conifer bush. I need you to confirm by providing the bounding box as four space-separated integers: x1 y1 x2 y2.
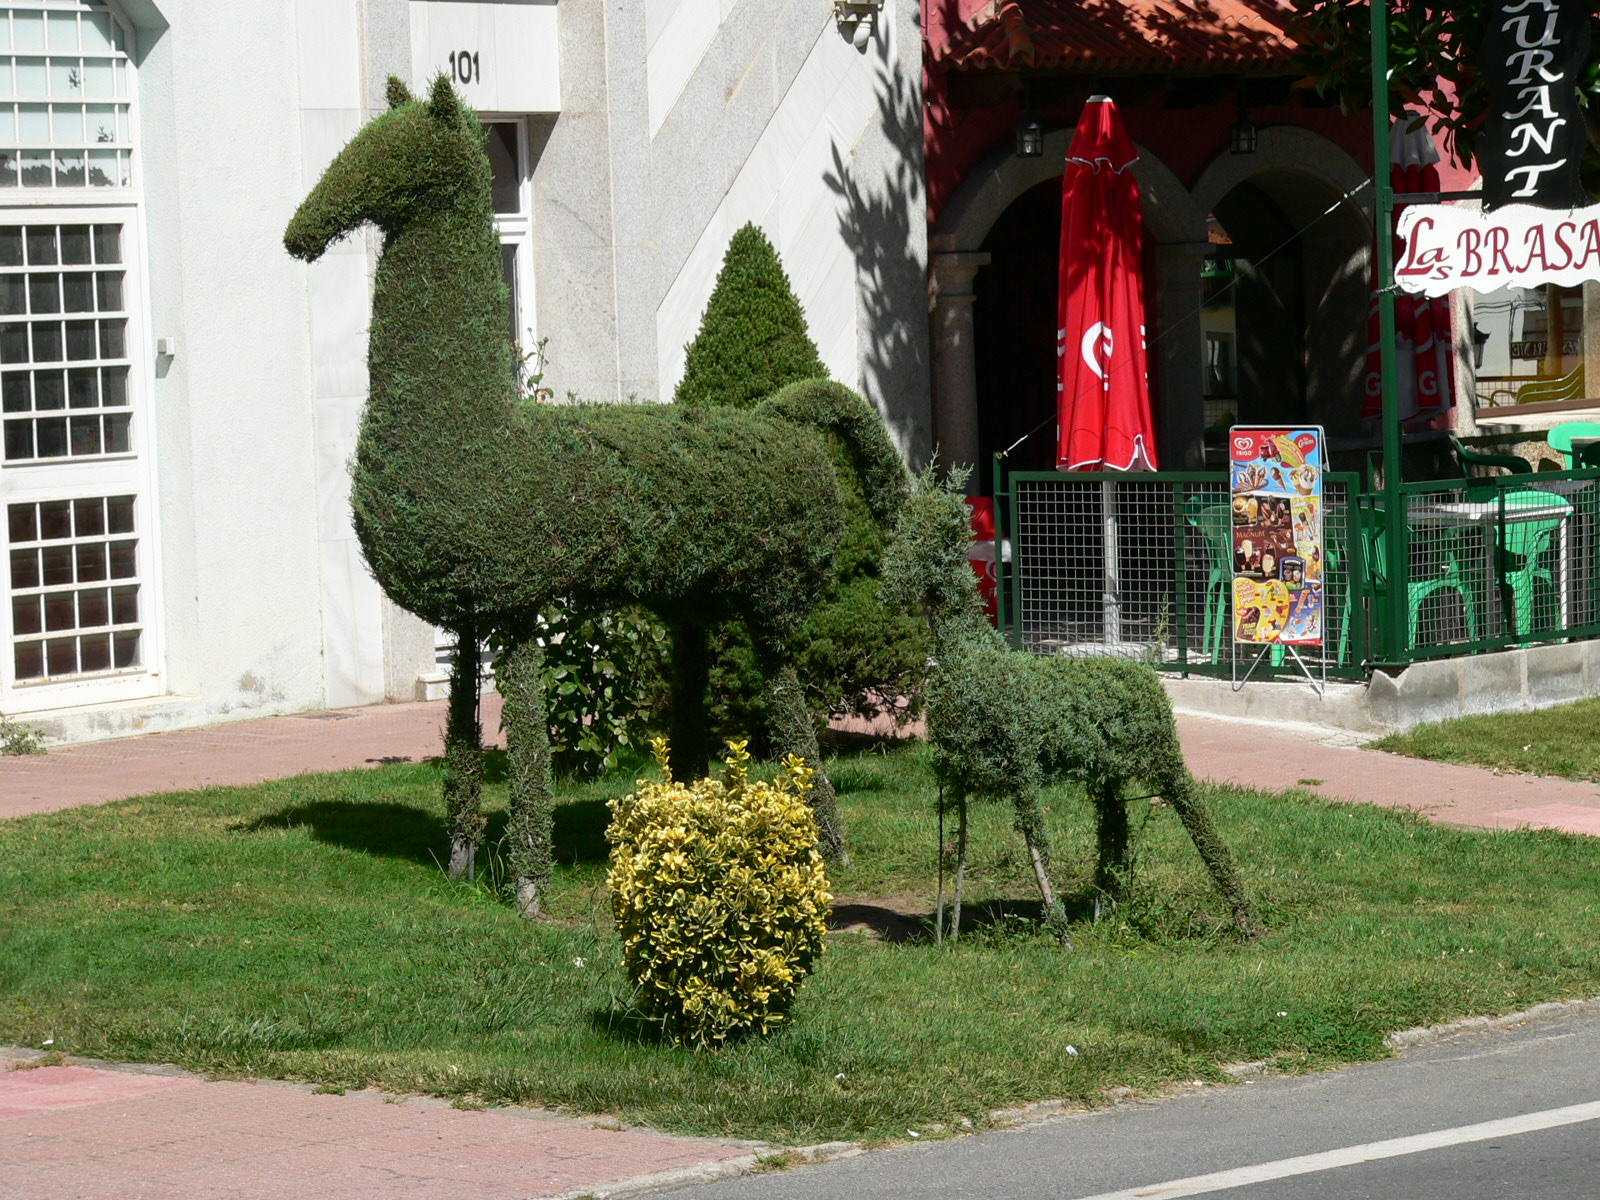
674 224 828 410
675 227 925 737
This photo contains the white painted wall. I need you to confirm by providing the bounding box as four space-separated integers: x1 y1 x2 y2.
150 1 328 720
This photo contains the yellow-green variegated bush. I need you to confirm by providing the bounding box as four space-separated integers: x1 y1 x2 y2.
606 740 831 1046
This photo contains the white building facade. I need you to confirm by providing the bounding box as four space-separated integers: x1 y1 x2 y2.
1 0 929 742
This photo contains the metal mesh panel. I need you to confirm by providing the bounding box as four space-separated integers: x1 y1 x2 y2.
1010 475 1355 675
1400 474 1598 652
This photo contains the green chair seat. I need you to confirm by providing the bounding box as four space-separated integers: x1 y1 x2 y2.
1546 420 1600 470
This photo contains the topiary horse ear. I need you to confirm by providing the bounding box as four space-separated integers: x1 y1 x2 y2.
386 76 413 109
427 73 465 124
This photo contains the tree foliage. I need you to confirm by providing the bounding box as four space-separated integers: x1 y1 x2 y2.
1289 0 1600 186
674 228 924 740
674 223 828 409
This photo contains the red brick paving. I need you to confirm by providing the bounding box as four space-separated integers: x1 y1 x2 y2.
1174 713 1600 834
0 1056 748 1200
0 697 505 819
5 695 1600 1198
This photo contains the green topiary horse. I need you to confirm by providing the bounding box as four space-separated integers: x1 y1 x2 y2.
284 76 906 914
880 472 1260 945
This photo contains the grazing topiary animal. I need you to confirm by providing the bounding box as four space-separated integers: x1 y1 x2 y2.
880 472 1260 945
284 76 906 914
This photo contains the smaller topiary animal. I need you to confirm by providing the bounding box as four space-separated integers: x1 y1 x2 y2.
880 472 1260 945
607 738 831 1046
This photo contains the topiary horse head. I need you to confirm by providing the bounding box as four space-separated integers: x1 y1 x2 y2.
882 472 1260 944
286 76 908 914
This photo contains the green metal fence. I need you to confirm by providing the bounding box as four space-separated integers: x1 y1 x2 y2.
995 467 1600 678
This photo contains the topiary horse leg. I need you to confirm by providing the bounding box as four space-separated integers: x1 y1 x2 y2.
667 620 713 782
1157 754 1261 939
756 638 849 867
442 614 485 880
1092 780 1130 921
1013 788 1071 948
499 635 554 919
950 791 968 945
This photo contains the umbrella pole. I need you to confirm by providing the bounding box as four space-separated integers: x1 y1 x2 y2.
1371 0 1405 664
1102 479 1121 646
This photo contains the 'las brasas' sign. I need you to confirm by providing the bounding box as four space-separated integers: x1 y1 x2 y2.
1395 202 1600 297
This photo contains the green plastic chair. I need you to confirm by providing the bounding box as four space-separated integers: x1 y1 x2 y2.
1515 362 1585 405
1493 490 1571 638
1184 498 1233 662
1360 507 1480 652
1546 421 1600 470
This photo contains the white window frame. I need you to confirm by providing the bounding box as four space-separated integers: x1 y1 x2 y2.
0 2 158 712
482 115 536 355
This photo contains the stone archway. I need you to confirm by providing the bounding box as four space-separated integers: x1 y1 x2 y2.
930 128 1209 477
1191 127 1375 439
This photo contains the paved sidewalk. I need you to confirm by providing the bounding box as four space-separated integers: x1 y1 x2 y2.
0 1049 755 1200
6 695 1600 1199
0 698 506 819
1175 712 1600 835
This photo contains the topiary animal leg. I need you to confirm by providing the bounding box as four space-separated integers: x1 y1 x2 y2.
499 635 554 919
950 791 968 945
442 615 484 880
1014 789 1071 948
1092 780 1130 921
757 639 849 867
667 620 713 783
1157 754 1261 939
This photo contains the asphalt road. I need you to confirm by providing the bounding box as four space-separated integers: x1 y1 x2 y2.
654 1011 1600 1200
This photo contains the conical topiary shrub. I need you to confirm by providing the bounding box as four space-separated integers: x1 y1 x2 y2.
674 223 828 408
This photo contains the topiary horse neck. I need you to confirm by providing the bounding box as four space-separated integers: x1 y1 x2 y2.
285 76 515 629
287 77 910 913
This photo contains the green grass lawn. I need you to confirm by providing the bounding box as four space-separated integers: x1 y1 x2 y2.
3 743 1599 1144
1373 697 1600 782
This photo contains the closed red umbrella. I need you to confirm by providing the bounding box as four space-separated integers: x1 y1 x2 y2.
1364 113 1455 428
1057 95 1158 471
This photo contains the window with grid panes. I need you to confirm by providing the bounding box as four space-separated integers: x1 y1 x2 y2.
0 2 131 190
1 1 150 707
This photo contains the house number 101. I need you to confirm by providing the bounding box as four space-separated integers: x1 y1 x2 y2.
448 50 480 86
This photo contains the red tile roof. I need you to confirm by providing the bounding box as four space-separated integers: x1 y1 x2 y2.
933 0 1301 74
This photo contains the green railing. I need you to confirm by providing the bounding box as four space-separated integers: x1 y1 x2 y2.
993 466 1600 678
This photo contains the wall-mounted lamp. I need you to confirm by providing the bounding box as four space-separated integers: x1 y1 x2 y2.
1230 104 1258 155
1472 323 1491 370
833 0 883 51
1015 109 1044 157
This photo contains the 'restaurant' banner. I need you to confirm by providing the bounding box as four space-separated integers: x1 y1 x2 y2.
1395 201 1600 295
1478 0 1590 212
1230 427 1324 647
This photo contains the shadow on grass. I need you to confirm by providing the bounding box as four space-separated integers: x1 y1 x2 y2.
236 797 612 869
588 1005 671 1047
827 895 1099 943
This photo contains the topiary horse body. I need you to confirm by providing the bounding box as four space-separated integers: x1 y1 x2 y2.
285 77 905 913
880 474 1260 944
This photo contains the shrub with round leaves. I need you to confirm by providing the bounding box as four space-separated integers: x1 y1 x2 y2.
606 739 831 1046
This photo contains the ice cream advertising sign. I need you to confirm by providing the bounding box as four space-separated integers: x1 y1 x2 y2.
1229 427 1324 646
